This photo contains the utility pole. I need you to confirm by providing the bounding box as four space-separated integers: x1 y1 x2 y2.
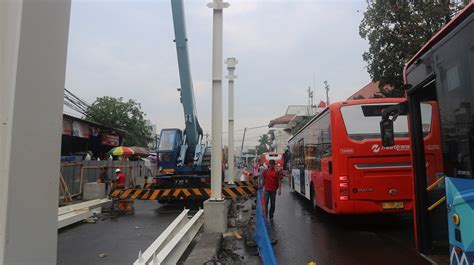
307 86 314 115
240 127 247 166
324 80 330 106
225 57 237 185
205 0 229 234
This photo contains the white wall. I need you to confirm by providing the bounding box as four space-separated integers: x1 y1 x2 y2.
271 128 291 153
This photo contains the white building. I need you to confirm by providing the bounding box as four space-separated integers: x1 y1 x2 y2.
268 114 294 153
268 103 327 152
146 120 159 150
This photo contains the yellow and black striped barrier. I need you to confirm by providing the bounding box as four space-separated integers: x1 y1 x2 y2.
111 185 256 201
233 180 256 187
142 180 254 189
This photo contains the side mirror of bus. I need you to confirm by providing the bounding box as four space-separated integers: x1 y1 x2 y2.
380 102 407 147
380 119 395 147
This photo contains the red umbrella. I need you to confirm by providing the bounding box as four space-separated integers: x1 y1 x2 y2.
129 146 149 157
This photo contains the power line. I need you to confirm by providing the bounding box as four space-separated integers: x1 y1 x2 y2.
63 88 91 117
223 125 268 134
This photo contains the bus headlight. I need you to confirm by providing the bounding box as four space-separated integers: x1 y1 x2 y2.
453 213 460 226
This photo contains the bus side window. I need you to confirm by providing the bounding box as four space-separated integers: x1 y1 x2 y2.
304 144 320 170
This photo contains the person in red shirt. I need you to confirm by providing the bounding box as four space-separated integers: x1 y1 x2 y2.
114 168 126 189
113 168 132 213
262 160 282 220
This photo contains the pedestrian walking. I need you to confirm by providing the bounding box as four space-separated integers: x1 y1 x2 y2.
283 146 291 171
141 158 153 186
262 159 283 220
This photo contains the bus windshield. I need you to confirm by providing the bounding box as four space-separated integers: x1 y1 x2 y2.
159 130 177 151
341 103 432 141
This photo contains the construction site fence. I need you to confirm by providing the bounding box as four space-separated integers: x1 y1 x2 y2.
59 160 156 202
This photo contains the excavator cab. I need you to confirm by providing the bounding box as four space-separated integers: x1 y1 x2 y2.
157 128 182 174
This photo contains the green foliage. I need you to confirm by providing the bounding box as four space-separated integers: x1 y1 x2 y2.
85 96 152 147
359 1 467 97
257 134 271 155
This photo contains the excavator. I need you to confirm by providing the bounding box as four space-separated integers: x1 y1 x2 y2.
111 0 255 203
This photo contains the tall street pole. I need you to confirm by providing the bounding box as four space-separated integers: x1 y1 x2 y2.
208 0 228 200
225 58 237 185
240 127 247 165
0 0 71 263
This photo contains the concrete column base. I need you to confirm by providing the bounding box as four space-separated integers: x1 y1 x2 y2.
203 199 227 234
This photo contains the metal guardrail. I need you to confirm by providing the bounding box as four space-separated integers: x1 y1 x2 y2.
133 209 204 265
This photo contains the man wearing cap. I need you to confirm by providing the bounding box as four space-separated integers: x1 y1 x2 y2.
114 168 126 189
262 160 283 220
113 168 132 213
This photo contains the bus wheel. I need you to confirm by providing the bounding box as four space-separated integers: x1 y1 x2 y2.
310 185 318 212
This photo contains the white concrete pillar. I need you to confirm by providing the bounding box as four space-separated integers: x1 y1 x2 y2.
0 0 71 264
225 58 237 185
207 0 229 200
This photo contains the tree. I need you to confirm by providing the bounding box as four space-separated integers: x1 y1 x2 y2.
359 1 467 97
85 96 152 147
256 134 271 155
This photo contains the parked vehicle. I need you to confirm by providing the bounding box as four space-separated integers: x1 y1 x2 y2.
289 98 442 214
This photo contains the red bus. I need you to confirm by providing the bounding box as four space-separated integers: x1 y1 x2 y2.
259 152 284 168
288 98 442 214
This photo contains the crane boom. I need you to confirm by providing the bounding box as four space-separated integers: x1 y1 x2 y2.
171 0 203 162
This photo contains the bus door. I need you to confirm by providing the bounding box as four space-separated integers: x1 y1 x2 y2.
381 77 448 256
405 77 449 256
381 6 474 263
299 140 306 196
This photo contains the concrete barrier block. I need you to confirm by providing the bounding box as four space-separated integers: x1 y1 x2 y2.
83 182 106 200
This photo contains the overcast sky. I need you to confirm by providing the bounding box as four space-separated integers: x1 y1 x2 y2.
65 0 371 147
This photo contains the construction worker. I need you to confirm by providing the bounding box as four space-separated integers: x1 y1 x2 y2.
113 168 133 214
114 168 126 189
262 159 283 221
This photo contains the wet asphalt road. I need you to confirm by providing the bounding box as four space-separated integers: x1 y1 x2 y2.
57 200 187 265
269 180 430 265
57 177 430 265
